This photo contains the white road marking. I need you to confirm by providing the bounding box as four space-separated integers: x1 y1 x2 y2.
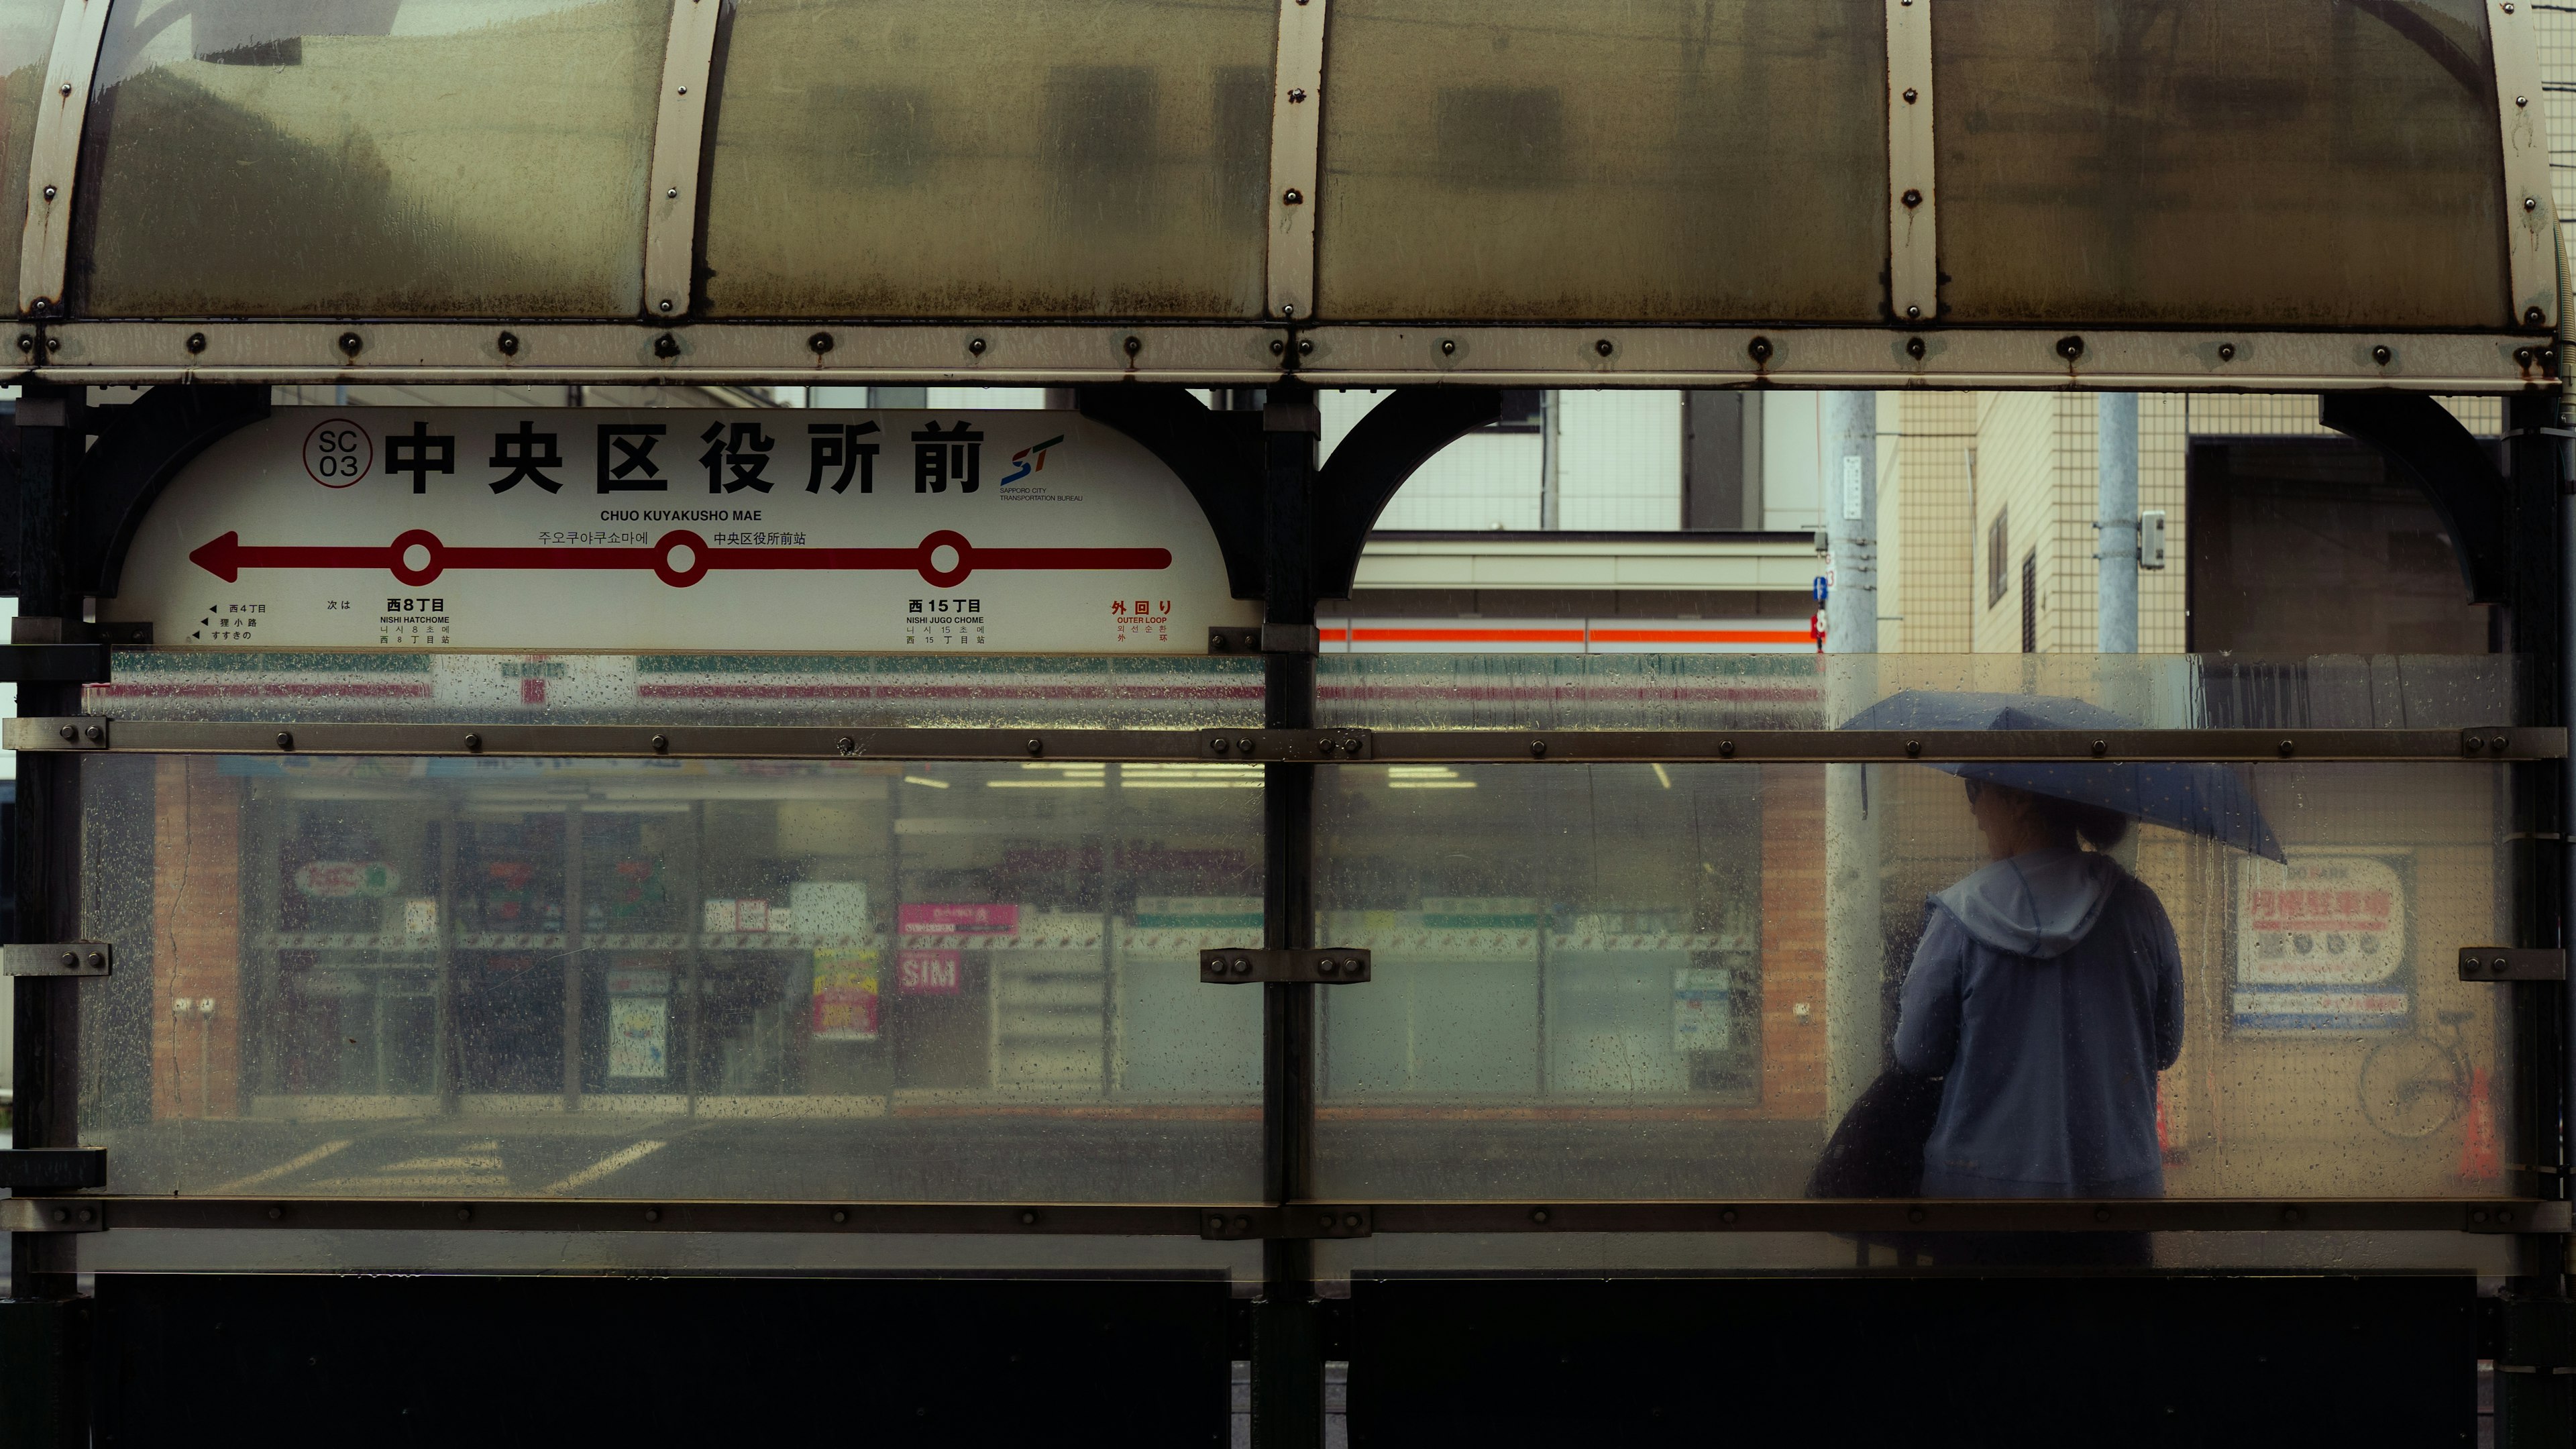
207 1139 352 1193
539 1139 667 1196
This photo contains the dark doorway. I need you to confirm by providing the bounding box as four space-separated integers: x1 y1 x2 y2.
2186 438 2493 654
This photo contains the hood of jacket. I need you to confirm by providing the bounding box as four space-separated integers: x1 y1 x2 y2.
1931 847 2123 960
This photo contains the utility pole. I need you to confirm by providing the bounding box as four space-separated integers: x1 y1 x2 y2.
1822 392 1881 1120
2097 393 2139 654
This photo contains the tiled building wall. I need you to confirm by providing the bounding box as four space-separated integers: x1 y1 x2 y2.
1885 392 1978 653
1968 392 2056 654
1557 391 1684 531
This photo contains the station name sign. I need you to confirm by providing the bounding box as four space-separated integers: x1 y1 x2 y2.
107 409 1257 653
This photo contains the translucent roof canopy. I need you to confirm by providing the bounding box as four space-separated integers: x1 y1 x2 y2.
0 0 2556 389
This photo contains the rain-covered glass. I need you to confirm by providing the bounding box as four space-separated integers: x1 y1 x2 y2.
1311 759 2516 1206
1313 0 1888 321
90 652 1265 727
79 753 1264 1202
1316 652 2528 730
71 0 665 317
701 0 1277 318
1932 0 2511 327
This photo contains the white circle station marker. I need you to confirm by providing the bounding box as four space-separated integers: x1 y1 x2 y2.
402 543 432 574
931 544 961 575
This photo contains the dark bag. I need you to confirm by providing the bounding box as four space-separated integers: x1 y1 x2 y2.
1805 1068 1945 1198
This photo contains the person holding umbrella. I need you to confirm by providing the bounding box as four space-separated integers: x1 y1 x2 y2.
1892 776 2182 1200
1838 692 2283 1208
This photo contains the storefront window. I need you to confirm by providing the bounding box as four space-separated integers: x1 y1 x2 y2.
82 754 1263 1202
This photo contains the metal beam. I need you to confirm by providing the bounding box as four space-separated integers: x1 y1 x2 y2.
16 0 110 317
1265 0 1328 323
13 1194 2567 1238
643 0 724 321
6 720 2558 763
17 321 2554 392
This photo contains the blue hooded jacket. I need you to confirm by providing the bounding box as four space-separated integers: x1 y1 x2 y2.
1892 848 2184 1198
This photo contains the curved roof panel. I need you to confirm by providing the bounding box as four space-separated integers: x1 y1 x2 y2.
0 0 2555 387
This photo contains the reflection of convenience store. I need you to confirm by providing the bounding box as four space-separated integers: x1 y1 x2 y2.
147 753 1274 1116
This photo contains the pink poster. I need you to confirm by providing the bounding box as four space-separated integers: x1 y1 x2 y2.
898 903 1020 935
808 947 881 1041
896 949 963 995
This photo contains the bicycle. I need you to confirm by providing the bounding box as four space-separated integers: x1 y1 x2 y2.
2356 1009 2473 1141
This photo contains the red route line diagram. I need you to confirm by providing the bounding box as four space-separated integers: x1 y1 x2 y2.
188 529 1173 590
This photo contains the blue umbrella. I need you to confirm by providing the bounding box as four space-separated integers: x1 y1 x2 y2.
1840 690 2286 863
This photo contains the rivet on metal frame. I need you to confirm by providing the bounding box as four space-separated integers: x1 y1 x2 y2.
2056 335 2084 361
2217 343 2237 362
1904 336 1925 359
1747 337 1773 364
808 331 834 354
496 331 519 357
2372 345 2393 365
337 331 362 357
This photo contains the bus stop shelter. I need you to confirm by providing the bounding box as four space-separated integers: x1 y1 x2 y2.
0 0 2569 1442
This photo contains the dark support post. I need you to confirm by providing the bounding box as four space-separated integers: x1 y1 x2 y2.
7 383 89 1447
1252 382 1324 1449
2504 387 2575 1446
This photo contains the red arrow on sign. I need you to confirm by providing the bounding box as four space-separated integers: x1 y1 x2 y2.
188 529 1173 590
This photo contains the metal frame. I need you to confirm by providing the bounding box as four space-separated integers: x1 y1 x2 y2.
643 0 724 321
8 720 2559 763
21 320 2549 390
1884 0 1938 325
7 1195 2565 1238
2493 0 2557 333
1265 0 1328 323
17 0 111 317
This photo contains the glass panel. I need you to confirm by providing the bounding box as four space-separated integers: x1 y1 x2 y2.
80 753 1263 1202
72 0 665 317
1933 0 2509 327
1316 653 2527 729
91 653 1265 727
702 0 1276 319
1314 0 1886 322
1312 761 2514 1203
0 0 55 311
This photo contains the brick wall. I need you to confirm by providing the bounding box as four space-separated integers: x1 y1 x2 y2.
1759 765 1825 1118
152 757 243 1120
